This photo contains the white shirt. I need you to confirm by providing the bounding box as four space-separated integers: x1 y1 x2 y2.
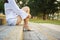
4 0 28 25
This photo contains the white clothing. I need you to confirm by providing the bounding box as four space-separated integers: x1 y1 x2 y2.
4 0 28 25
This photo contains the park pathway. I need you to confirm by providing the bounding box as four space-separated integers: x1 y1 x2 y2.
0 26 23 40
0 22 60 40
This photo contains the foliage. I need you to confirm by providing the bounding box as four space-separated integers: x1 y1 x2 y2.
0 0 4 13
27 0 58 15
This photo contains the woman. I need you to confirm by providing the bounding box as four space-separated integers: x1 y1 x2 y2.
4 0 31 30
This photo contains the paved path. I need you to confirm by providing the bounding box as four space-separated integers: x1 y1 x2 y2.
0 22 60 40
25 23 60 40
0 26 23 40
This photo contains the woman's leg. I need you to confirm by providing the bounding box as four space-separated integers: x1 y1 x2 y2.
16 15 22 25
23 14 31 30
22 6 31 30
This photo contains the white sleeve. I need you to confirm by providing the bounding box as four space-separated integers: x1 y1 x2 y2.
8 0 28 19
8 0 21 13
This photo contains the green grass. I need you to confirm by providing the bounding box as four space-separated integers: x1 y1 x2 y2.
30 19 60 25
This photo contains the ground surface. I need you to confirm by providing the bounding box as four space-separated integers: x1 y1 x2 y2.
0 22 60 40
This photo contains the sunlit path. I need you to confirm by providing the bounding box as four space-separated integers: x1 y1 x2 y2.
0 26 23 40
0 22 60 40
24 22 60 40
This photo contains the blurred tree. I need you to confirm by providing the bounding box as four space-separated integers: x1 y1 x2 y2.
27 0 58 20
0 0 4 14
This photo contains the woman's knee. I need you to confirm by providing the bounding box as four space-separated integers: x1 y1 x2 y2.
28 14 31 18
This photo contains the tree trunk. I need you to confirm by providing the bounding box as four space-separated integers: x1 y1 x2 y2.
43 13 47 20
